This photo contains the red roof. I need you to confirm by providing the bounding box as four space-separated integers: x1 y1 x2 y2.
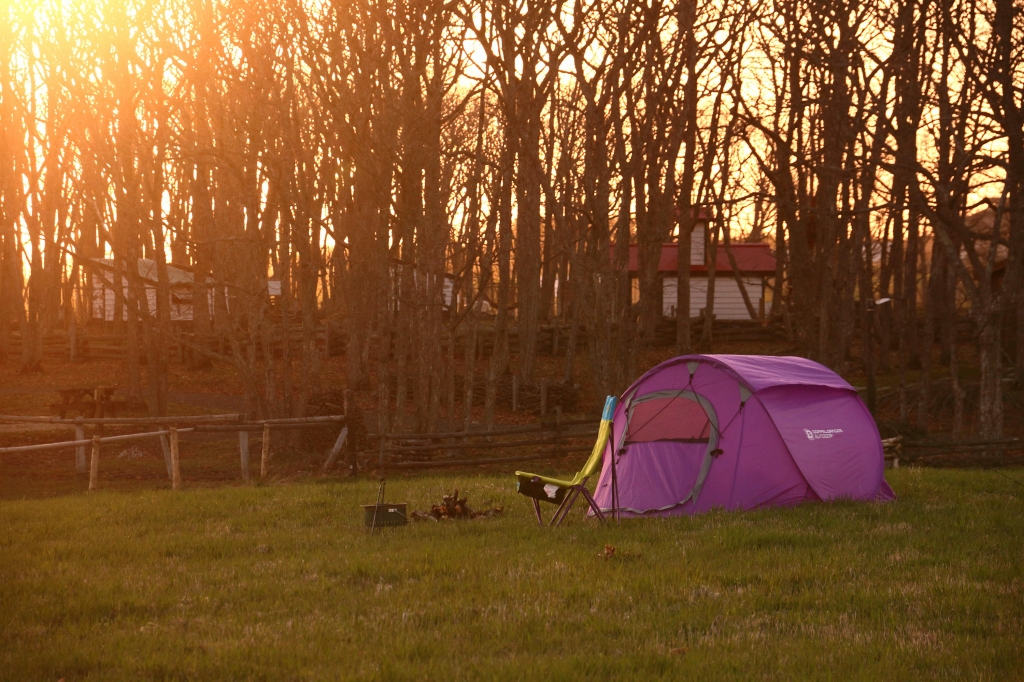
618 242 776 275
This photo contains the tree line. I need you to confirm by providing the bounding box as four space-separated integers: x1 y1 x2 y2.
0 0 1021 437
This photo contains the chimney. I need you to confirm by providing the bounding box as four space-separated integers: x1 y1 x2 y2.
690 209 709 266
673 205 711 266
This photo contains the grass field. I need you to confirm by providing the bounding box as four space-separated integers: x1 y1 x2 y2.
1 469 1022 681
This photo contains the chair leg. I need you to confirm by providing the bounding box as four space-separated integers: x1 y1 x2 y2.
548 488 576 527
580 487 607 523
531 497 544 526
550 486 583 528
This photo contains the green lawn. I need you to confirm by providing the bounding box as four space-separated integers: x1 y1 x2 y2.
1 469 1022 681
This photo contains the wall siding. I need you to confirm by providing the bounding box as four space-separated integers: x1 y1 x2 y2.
662 276 763 320
91 272 211 322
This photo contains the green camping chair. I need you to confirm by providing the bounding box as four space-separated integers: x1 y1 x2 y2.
515 396 617 527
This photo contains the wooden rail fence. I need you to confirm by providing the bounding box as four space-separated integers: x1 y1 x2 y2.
0 412 604 490
5 415 1013 493
363 414 601 472
0 413 348 490
881 436 1024 468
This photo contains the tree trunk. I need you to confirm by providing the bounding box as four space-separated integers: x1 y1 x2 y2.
675 0 698 355
485 148 513 429
977 312 1003 437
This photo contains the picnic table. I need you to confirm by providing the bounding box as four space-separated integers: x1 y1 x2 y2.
49 387 124 419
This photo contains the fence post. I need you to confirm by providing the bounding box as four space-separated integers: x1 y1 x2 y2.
169 426 181 490
89 435 100 491
75 421 86 473
344 389 357 476
261 424 271 480
239 430 250 481
322 426 349 474
540 379 548 416
158 433 173 480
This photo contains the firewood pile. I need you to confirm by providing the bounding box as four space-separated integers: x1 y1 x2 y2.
410 489 503 521
652 318 790 345
388 373 580 414
493 375 579 413
454 374 580 413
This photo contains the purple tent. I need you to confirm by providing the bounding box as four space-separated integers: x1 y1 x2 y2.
591 355 895 517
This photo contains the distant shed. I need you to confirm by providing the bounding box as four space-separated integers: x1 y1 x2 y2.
87 258 215 323
626 241 776 320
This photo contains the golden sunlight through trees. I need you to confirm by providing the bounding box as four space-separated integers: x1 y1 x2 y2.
0 0 1021 437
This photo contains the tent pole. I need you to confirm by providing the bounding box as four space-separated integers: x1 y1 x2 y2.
609 416 619 524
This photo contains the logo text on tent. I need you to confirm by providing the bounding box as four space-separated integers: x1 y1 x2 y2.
804 428 843 440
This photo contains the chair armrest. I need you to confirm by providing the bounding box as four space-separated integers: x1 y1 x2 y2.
515 471 576 488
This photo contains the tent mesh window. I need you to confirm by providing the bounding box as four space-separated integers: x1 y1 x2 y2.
626 395 711 444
